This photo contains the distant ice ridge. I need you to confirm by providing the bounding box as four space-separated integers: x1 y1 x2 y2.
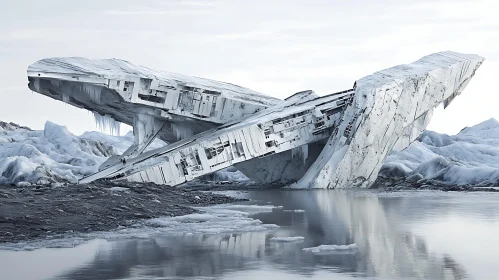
379 118 499 186
0 121 134 185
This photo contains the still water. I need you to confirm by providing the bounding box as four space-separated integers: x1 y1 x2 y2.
1 190 499 280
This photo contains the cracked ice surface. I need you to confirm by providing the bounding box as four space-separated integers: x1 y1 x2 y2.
296 52 484 189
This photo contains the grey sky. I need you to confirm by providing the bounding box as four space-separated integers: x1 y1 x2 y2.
1 0 497 135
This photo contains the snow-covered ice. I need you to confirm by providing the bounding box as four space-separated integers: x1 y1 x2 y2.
379 118 499 186
0 121 130 185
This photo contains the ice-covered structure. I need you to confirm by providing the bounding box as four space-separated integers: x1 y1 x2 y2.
27 51 484 188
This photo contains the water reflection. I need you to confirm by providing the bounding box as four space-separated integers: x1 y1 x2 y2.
249 190 469 279
16 190 499 279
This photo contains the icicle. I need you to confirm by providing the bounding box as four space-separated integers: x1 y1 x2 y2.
291 145 308 164
50 80 60 87
172 124 193 140
83 84 102 102
93 112 121 136
33 78 40 92
62 93 70 103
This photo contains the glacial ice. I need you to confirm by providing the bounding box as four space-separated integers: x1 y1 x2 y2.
379 118 499 186
0 121 129 184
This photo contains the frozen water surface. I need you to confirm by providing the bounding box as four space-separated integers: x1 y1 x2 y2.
1 189 499 280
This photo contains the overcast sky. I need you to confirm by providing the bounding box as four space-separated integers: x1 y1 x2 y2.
1 0 497 136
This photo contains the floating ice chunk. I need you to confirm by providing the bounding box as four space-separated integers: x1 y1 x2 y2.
302 243 358 254
270 236 305 242
146 204 279 235
0 202 281 250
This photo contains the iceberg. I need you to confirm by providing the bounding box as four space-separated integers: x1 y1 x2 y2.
380 118 499 186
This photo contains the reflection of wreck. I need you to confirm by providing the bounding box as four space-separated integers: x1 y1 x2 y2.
54 191 468 280
27 52 484 188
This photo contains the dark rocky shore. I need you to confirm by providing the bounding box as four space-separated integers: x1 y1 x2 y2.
0 181 244 244
2 178 498 244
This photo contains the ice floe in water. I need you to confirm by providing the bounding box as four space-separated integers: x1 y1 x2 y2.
270 236 305 242
302 244 358 254
147 205 277 234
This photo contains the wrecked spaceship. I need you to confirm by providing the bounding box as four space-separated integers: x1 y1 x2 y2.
27 51 484 188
